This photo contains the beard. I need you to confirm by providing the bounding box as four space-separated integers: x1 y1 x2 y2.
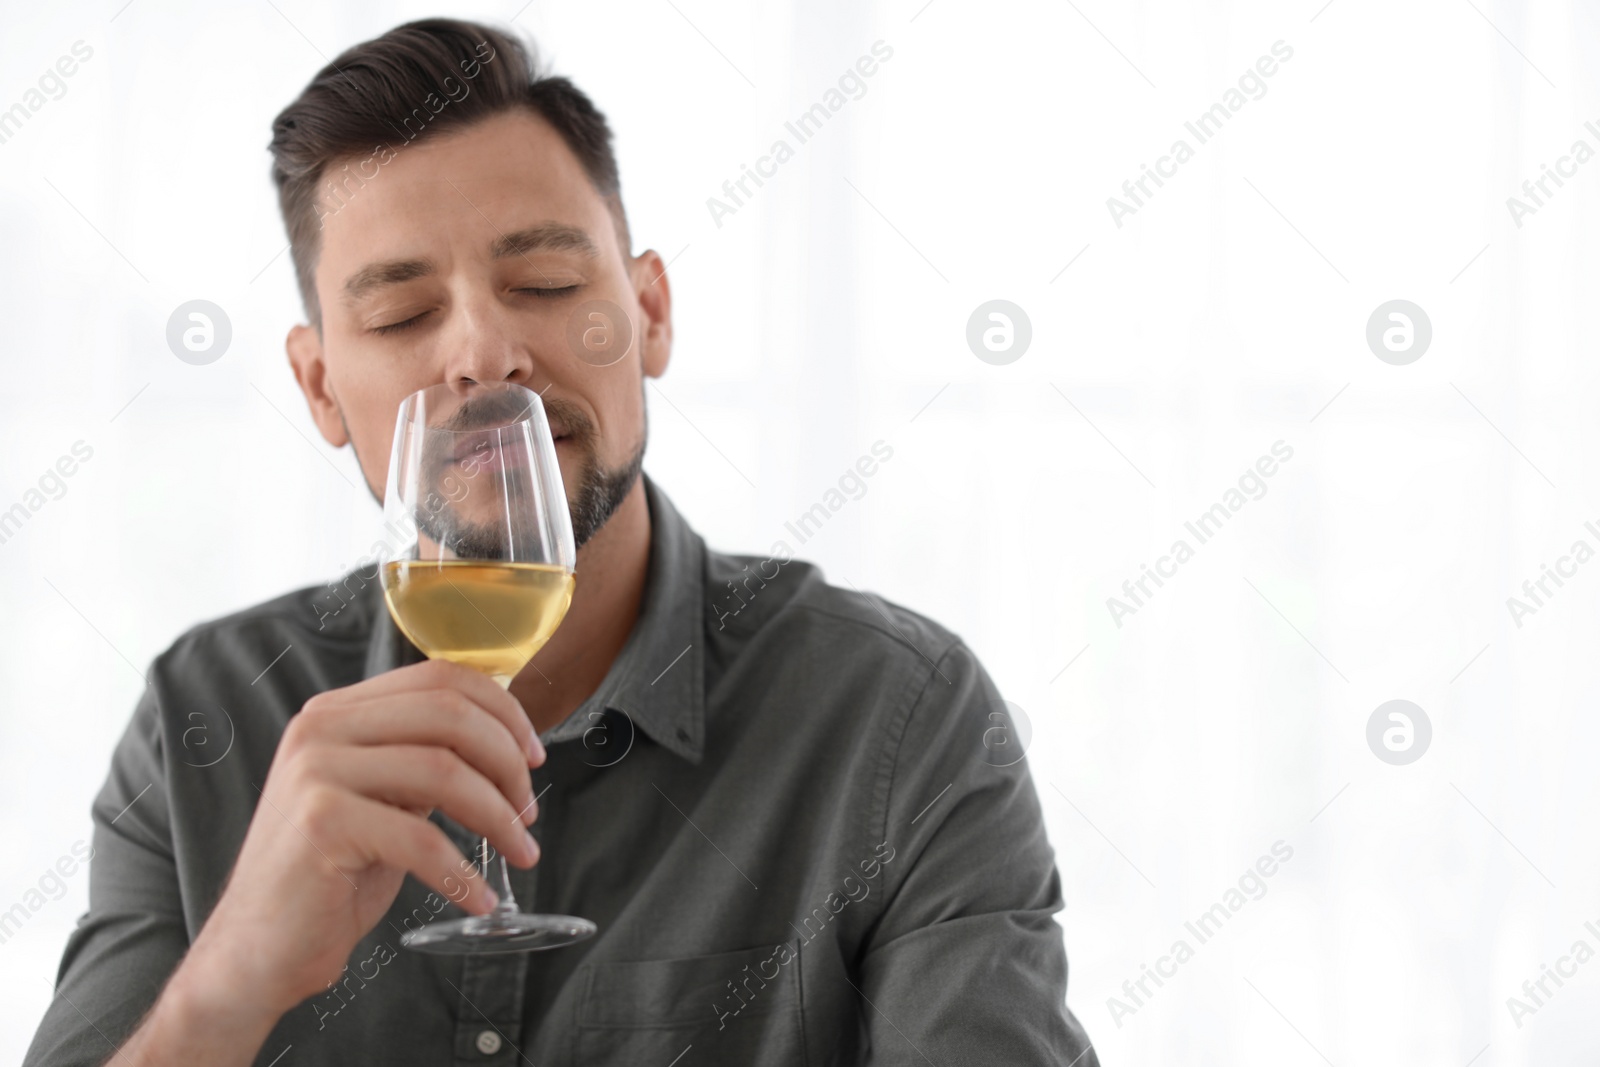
566 436 645 549
531 392 646 550
407 391 645 558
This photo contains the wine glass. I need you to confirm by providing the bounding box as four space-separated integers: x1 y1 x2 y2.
379 380 596 954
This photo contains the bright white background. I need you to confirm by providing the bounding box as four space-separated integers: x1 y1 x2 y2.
1 0 1596 1063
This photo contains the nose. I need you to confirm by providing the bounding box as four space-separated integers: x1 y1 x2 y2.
442 290 538 387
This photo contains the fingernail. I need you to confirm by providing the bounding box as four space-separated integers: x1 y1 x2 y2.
522 798 538 825
524 831 540 863
482 888 499 911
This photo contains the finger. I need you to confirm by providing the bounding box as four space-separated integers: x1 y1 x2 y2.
321 745 539 867
341 794 503 915
312 693 538 817
347 660 543 765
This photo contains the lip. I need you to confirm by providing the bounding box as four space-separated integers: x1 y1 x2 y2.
455 450 525 476
446 431 569 471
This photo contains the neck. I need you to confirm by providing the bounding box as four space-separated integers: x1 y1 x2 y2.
508 476 652 735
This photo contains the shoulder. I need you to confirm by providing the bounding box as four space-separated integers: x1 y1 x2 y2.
708 547 963 672
698 545 1022 862
157 577 368 664
702 545 989 737
146 574 379 723
106 576 380 817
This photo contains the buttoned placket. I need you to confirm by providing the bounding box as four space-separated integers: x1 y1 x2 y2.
446 808 536 1065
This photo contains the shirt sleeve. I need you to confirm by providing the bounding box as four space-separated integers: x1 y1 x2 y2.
858 641 1098 1066
24 684 189 1067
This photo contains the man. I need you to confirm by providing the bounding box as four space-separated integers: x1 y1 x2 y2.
27 18 1096 1066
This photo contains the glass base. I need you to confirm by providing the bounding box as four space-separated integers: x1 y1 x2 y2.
401 910 598 955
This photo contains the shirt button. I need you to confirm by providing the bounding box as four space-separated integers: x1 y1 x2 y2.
475 1030 503 1056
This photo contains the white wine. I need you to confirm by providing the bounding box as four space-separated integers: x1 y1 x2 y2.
383 560 575 684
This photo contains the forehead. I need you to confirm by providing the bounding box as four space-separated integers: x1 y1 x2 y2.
314 109 607 278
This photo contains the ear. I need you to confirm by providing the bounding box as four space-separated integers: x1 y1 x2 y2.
630 249 673 380
286 323 349 447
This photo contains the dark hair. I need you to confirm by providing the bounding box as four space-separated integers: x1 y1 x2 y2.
268 18 628 327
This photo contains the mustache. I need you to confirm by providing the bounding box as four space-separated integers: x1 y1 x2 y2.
541 395 594 447
419 391 595 477
440 390 593 444
439 388 532 433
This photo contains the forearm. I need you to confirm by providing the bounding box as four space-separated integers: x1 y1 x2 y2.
114 941 287 1067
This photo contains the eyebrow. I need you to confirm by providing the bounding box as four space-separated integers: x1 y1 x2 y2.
342 257 436 304
341 223 600 304
491 223 600 260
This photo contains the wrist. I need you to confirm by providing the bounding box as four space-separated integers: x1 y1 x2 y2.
122 944 287 1067
172 921 302 1031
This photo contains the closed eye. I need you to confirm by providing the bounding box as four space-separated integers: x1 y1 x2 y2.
371 310 432 336
370 285 580 335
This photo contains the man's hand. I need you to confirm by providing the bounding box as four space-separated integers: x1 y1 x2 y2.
121 659 543 1064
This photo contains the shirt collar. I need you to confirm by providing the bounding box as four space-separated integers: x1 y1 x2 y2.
362 473 706 765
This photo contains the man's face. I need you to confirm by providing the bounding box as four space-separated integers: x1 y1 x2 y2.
286 108 671 549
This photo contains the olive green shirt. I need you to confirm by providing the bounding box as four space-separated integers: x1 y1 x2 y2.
26 476 1096 1066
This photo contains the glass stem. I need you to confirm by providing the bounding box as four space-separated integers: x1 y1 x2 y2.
480 836 518 913
482 674 524 914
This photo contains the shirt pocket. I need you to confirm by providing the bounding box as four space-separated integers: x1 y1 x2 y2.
575 942 805 1066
